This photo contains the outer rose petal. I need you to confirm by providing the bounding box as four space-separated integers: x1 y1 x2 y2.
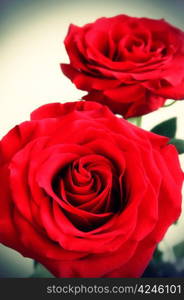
0 165 21 250
83 89 166 118
61 15 184 117
144 78 184 100
61 64 121 90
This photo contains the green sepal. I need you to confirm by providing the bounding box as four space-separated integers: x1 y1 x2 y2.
169 138 184 154
151 117 176 138
30 262 54 278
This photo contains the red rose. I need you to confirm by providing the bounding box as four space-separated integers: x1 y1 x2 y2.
0 101 183 277
61 15 184 118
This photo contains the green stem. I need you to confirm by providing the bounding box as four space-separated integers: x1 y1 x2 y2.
135 116 142 127
127 116 143 128
163 100 175 107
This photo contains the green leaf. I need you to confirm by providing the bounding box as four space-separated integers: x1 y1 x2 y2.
173 241 184 259
169 138 184 154
151 117 176 138
30 263 54 278
153 248 163 263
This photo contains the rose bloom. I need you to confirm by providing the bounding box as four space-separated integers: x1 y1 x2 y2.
61 15 184 118
0 101 183 278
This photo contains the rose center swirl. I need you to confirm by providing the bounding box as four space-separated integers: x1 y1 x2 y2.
51 154 123 231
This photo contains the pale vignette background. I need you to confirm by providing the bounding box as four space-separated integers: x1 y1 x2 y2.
0 0 183 277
